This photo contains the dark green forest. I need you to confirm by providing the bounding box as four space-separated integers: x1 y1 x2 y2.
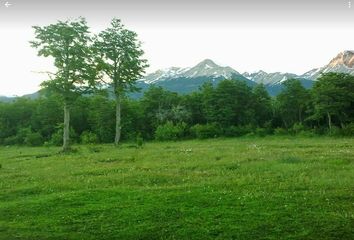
0 72 353 147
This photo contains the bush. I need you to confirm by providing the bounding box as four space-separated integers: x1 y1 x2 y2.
24 132 44 146
49 131 63 146
341 123 354 136
136 133 144 148
223 125 252 137
190 123 221 139
3 136 19 145
49 126 78 146
297 130 316 137
80 131 98 144
155 121 187 141
254 127 268 137
16 128 32 144
2 128 35 146
291 123 305 135
328 126 343 137
274 127 288 136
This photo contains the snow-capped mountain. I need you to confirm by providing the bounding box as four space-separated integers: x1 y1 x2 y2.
2 51 354 101
182 59 241 79
243 71 299 85
136 52 354 96
143 67 188 84
301 50 354 80
141 59 245 84
137 59 253 95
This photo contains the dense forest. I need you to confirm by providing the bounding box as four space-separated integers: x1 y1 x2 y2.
0 72 353 147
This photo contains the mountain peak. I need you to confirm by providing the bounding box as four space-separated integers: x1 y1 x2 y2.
184 59 240 79
329 50 354 68
196 59 219 69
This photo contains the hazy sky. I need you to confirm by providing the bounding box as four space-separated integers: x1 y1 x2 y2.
0 0 353 96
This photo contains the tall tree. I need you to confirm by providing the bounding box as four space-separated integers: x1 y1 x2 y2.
141 86 180 138
252 84 272 127
213 80 253 126
276 79 309 128
30 18 96 151
94 18 148 145
312 73 354 131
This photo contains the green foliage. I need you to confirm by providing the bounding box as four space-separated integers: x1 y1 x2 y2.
136 133 144 148
274 127 288 136
1 73 354 144
30 18 97 99
49 126 78 146
1 127 43 146
213 80 254 126
24 132 44 146
190 123 221 139
341 123 354 136
252 84 273 127
30 18 99 151
291 123 305 135
93 18 148 93
3 136 19 146
87 94 115 143
254 127 268 137
312 73 354 129
93 18 148 145
80 131 99 144
155 121 187 141
276 79 310 128
141 86 182 137
15 127 32 145
327 126 343 137
223 125 252 137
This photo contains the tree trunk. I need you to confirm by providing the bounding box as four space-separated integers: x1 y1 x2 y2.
327 112 332 132
114 94 122 146
63 102 70 152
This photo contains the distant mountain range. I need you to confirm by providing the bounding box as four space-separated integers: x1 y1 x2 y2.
1 50 354 101
136 50 354 96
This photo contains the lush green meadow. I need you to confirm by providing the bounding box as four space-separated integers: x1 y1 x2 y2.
0 137 353 239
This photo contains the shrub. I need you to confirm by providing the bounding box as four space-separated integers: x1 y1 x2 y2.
328 126 342 137
136 133 144 148
16 127 32 144
341 123 354 136
223 125 252 137
155 121 187 141
254 127 267 137
313 126 328 135
291 123 305 135
3 136 19 146
24 132 44 146
2 128 32 145
274 127 288 136
190 123 221 139
49 127 78 146
80 131 98 144
49 131 63 146
298 130 316 137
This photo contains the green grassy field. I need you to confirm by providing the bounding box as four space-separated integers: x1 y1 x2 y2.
0 137 353 239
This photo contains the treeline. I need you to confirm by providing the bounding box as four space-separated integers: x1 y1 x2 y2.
0 72 353 146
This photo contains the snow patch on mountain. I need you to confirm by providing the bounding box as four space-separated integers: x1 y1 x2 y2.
243 71 299 85
141 59 242 83
300 51 354 80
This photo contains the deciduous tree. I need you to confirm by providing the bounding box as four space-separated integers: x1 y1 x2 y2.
94 18 148 145
30 18 96 151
